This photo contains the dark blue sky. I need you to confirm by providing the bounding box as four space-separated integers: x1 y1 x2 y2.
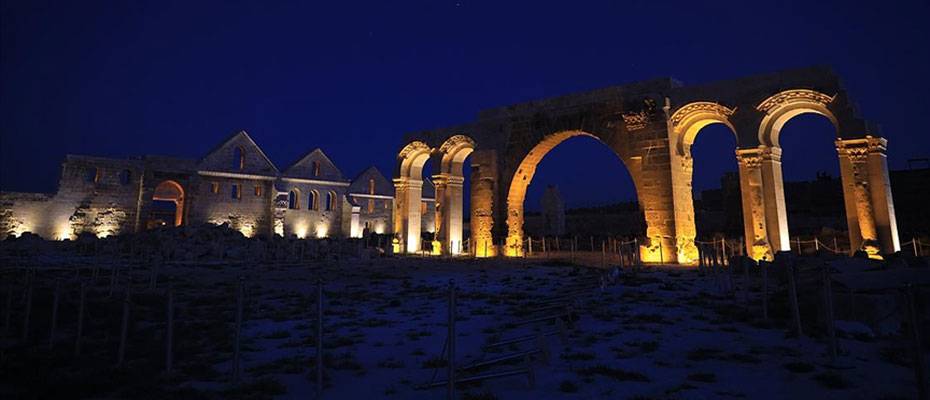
2 0 928 210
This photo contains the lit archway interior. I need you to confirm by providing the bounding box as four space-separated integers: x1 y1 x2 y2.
394 141 432 253
436 135 475 255
152 180 184 227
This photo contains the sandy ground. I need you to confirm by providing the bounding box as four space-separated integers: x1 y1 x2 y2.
0 254 919 399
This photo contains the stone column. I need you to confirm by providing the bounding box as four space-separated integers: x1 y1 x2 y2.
759 145 791 252
432 174 448 252
668 144 698 264
836 137 899 256
393 178 423 254
431 174 465 255
736 148 773 261
471 150 497 257
446 175 465 255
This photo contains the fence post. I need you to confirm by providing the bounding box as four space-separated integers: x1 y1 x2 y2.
528 237 533 256
165 283 174 374
570 240 575 264
48 279 60 350
761 261 769 321
4 285 12 337
117 284 131 368
814 238 820 252
316 279 324 395
822 266 837 362
447 280 456 400
795 237 801 255
75 281 86 356
834 237 839 254
905 284 928 400
786 261 804 337
22 275 33 341
232 276 244 381
915 238 920 257
601 240 606 268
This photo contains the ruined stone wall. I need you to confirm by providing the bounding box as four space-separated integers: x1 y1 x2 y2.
187 175 273 237
351 195 393 235
0 192 52 240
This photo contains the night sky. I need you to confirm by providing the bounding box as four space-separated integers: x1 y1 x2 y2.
2 0 928 211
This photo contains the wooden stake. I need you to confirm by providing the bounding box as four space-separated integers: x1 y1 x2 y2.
447 280 457 400
117 284 131 367
232 276 244 381
786 262 804 337
22 278 32 341
48 280 60 350
761 261 769 321
905 284 928 400
316 279 323 395
75 281 86 357
822 266 837 362
165 284 174 373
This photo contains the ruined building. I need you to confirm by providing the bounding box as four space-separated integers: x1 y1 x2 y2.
0 131 435 241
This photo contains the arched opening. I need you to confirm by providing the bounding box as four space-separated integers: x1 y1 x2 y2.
325 191 336 211
437 135 476 255
775 113 849 255
754 89 871 256
691 124 741 241
149 180 184 228
505 131 638 257
288 189 301 209
394 141 433 253
668 102 739 263
309 190 320 211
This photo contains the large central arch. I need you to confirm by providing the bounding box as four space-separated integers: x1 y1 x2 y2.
504 131 631 256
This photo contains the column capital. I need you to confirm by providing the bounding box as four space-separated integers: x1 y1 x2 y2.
836 136 888 161
392 177 423 189
735 148 763 168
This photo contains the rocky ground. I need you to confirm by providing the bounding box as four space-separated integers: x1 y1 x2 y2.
0 236 925 399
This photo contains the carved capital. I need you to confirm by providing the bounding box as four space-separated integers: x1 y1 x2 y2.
836 137 886 163
735 148 763 169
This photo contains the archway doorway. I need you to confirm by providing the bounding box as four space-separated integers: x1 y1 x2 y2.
505 131 640 258
689 123 741 253
149 180 184 228
775 113 849 255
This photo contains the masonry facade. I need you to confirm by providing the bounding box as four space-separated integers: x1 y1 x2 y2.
0 131 434 241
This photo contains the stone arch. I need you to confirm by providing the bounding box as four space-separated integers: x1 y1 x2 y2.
754 89 840 254
756 89 838 148
669 102 737 156
667 101 739 263
504 130 632 257
434 135 476 254
152 180 184 227
394 140 434 253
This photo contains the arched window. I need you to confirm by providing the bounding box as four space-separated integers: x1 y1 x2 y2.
233 147 245 170
85 167 98 183
312 161 321 177
231 184 241 200
368 178 375 195
288 189 300 209
325 191 336 211
119 170 131 185
309 190 319 210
